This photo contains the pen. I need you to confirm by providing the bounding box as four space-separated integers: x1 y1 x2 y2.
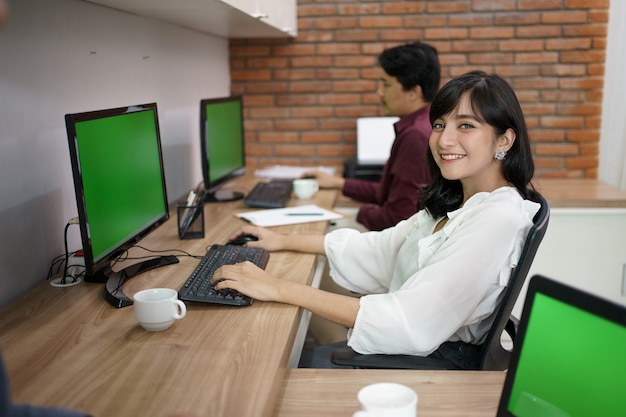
285 213 324 216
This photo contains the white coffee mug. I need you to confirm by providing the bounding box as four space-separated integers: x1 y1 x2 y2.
293 179 319 199
133 288 187 331
352 382 418 417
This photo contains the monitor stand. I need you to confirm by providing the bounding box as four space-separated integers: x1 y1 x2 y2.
203 189 244 203
102 255 180 308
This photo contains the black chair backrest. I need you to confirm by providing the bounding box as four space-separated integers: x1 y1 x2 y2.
478 193 550 370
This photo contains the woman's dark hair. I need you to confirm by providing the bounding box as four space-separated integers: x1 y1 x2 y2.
378 41 441 101
421 70 538 218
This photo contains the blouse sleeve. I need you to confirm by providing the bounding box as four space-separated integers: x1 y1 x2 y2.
323 212 430 294
346 195 539 356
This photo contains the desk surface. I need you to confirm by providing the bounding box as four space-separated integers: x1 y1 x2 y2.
276 369 506 417
334 178 626 208
0 176 336 417
534 178 626 208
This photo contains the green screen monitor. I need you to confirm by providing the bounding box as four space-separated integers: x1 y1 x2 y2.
200 96 246 202
497 275 626 417
65 103 172 289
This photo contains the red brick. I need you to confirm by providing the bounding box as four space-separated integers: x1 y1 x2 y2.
298 5 337 17
566 0 609 8
274 119 318 131
545 38 592 50
382 3 426 14
516 25 561 38
541 11 588 24
426 2 470 13
473 0 517 12
258 132 298 143
274 145 316 156
301 132 342 144
424 28 469 40
230 0 608 179
565 155 598 170
535 144 579 156
339 4 381 15
470 27 514 39
515 52 558 64
557 103 601 116
519 0 565 10
560 50 605 64
315 17 358 30
567 129 600 144
404 15 447 28
540 116 585 129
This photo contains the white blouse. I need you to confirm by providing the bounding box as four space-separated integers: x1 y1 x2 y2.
324 187 540 356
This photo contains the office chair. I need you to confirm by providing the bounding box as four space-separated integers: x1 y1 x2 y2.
331 193 550 371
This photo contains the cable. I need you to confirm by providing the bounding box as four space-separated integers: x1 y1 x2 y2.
61 219 78 285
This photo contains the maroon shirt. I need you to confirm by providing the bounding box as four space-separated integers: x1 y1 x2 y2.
343 105 432 231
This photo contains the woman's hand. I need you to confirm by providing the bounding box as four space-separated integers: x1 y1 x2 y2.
227 225 286 252
212 262 284 302
227 225 326 255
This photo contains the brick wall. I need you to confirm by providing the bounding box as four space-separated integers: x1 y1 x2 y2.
230 0 609 178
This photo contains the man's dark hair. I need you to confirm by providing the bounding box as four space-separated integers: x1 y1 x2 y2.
378 41 441 101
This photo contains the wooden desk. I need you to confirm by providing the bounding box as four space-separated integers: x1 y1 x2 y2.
0 176 337 417
534 179 626 208
276 369 506 417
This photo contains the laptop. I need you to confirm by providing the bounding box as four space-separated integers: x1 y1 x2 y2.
497 274 626 417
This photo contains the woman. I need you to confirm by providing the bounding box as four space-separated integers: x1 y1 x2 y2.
212 71 541 365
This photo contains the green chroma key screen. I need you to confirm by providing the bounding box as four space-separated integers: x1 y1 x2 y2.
507 292 626 416
74 109 167 263
203 100 244 183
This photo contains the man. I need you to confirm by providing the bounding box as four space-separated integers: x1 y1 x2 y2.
307 41 440 231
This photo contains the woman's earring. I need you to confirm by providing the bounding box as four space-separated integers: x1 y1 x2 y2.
494 149 507 160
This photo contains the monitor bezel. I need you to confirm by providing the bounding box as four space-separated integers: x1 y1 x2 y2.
65 102 170 281
199 95 246 197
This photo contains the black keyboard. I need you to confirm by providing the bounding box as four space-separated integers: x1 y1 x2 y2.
243 180 293 208
178 244 269 306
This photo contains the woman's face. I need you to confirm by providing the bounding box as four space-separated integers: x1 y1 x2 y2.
429 93 514 198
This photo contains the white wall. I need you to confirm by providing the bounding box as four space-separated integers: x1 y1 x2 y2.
0 0 230 306
515 208 626 317
600 0 626 191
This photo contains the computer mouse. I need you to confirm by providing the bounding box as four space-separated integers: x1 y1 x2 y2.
226 233 258 246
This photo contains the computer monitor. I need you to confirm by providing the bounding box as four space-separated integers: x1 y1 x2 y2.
497 275 626 416
65 103 178 306
199 96 246 202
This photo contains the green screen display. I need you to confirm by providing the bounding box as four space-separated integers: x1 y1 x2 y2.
203 100 244 183
73 109 167 264
508 292 626 416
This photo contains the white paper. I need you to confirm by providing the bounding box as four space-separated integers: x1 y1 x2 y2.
236 204 343 227
357 117 399 164
254 165 336 179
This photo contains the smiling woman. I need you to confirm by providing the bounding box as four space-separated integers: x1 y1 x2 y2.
211 71 542 368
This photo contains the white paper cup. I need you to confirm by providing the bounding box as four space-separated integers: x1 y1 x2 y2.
352 382 418 417
292 179 319 199
133 288 186 331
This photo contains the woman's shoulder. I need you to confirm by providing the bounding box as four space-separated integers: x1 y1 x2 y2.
454 187 540 222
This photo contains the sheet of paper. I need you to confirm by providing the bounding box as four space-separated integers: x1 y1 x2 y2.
254 165 336 179
236 204 344 227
